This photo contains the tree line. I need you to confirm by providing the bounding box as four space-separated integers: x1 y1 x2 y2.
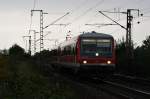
116 35 150 78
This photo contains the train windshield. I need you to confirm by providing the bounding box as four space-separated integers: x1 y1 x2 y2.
81 38 112 57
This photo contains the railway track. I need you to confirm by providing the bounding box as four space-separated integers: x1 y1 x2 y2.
75 75 148 99
101 80 150 99
71 73 150 98
58 73 150 99
42 64 150 99
113 74 150 86
91 73 150 99
108 74 150 92
70 72 150 99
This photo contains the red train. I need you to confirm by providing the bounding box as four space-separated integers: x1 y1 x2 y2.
50 31 116 75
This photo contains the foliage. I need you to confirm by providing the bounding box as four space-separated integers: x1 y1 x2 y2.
116 39 127 73
0 45 76 99
8 44 25 56
116 35 150 78
142 36 150 49
34 50 52 59
134 36 150 77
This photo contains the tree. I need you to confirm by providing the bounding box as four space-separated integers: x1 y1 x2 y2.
8 44 25 56
116 39 127 73
141 36 150 65
134 35 150 77
142 36 150 50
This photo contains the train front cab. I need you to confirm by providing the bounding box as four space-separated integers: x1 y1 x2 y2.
76 36 115 75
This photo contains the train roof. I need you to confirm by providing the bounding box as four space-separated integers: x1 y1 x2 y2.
79 31 113 38
58 31 114 48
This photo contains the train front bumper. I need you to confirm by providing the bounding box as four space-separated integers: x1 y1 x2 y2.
79 63 115 72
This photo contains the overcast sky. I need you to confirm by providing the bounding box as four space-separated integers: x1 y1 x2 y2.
0 0 150 52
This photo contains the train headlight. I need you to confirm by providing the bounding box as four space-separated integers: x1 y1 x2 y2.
107 61 111 64
95 53 99 56
83 60 87 64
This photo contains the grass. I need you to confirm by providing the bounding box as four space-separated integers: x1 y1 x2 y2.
0 55 76 99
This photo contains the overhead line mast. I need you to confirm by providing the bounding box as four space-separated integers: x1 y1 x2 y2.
30 10 69 52
23 36 31 55
29 30 39 54
31 10 48 52
126 9 139 61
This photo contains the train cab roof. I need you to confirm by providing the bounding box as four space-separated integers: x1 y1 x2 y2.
79 31 113 38
58 31 114 48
